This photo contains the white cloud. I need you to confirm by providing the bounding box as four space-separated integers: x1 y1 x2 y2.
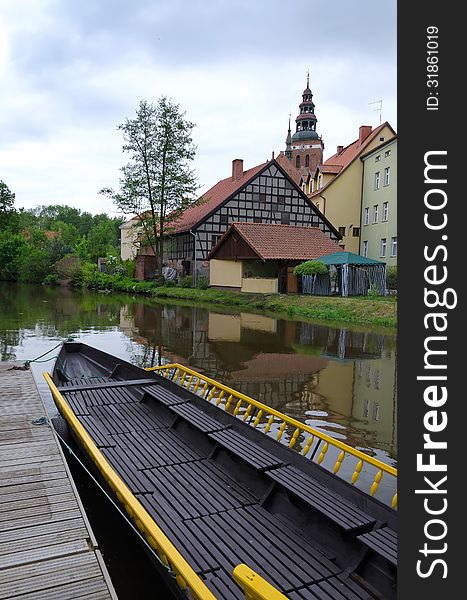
0 0 396 215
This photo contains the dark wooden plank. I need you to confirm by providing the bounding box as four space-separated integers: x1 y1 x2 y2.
144 460 256 520
289 574 374 599
58 379 156 392
142 387 189 407
183 505 340 593
209 428 284 471
169 402 228 433
356 527 397 566
266 466 376 533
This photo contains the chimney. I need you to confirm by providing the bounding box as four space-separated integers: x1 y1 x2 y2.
336 145 344 155
359 125 372 145
232 159 243 181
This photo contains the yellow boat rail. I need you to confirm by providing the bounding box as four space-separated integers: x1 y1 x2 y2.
147 363 398 509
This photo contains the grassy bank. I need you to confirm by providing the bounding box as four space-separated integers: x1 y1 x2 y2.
71 273 396 328
151 287 397 328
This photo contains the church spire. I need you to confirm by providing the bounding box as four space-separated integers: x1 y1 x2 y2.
285 113 292 160
291 72 319 142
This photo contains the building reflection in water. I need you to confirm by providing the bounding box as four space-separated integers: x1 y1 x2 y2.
119 302 397 464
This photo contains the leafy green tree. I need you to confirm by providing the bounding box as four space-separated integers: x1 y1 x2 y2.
100 97 199 279
86 218 122 262
0 180 18 231
0 234 27 280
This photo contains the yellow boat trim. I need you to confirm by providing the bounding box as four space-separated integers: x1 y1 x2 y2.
233 564 288 600
43 372 217 599
147 363 398 508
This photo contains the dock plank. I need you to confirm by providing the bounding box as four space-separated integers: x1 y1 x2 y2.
0 364 116 600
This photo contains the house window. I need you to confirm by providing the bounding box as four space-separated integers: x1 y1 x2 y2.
305 154 310 167
318 174 323 189
338 226 346 237
296 155 301 168
375 155 381 162
353 227 360 237
362 240 368 257
374 171 381 190
373 205 378 224
219 214 228 225
382 202 389 222
277 195 285 205
259 193 266 204
391 236 398 257
253 217 261 223
281 212 290 225
380 238 387 257
385 149 391 157
211 234 222 247
384 166 390 186
364 207 369 226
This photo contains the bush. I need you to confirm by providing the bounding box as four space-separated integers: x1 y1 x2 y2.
294 260 328 276
42 273 59 286
53 254 83 280
179 275 193 288
164 279 177 288
386 266 397 290
196 275 209 290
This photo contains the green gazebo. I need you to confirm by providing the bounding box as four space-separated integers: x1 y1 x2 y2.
313 251 386 297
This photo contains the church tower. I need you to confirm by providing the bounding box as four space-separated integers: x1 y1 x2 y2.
286 73 324 179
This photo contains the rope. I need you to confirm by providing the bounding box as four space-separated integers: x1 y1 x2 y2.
23 337 74 368
53 427 179 582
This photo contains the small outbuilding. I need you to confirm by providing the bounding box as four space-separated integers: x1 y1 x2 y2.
208 222 341 293
311 251 387 296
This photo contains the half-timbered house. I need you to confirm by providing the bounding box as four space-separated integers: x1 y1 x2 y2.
127 157 341 281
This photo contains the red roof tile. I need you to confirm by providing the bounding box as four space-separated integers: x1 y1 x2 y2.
172 162 268 232
210 222 341 261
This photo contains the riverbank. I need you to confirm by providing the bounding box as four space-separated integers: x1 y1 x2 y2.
41 274 396 328
149 287 396 328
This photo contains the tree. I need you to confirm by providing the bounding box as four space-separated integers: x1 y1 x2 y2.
100 97 199 279
0 180 18 231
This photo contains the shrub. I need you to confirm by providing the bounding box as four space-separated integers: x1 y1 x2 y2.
386 266 397 290
294 260 328 276
42 273 59 286
179 275 193 288
164 279 177 288
196 275 209 290
53 254 83 280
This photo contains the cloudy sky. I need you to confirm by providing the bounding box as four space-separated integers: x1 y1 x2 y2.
0 0 396 216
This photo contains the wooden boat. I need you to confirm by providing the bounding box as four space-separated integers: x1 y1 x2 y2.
44 342 397 600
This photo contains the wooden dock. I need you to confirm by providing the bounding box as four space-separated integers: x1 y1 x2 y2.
0 363 118 600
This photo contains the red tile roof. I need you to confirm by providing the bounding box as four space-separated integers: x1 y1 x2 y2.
210 222 341 261
310 122 396 197
172 162 268 233
319 164 343 174
275 153 303 185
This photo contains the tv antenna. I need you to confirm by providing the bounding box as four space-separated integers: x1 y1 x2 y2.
369 100 383 124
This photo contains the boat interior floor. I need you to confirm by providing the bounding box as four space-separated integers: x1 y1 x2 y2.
56 353 395 600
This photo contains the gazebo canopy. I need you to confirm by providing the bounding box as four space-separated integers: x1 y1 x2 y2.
307 251 386 297
314 251 384 266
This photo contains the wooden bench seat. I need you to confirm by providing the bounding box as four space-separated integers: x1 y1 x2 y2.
356 526 397 566
58 379 156 392
142 387 188 407
209 429 284 471
266 465 376 533
169 403 227 434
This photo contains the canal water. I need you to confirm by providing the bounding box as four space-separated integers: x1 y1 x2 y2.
0 282 397 597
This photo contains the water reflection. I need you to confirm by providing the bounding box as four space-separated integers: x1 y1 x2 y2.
0 282 396 466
